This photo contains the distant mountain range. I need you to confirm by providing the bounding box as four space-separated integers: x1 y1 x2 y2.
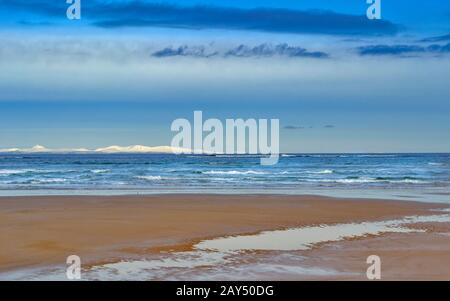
0 145 192 154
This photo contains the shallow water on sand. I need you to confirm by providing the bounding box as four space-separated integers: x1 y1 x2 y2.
2 213 449 280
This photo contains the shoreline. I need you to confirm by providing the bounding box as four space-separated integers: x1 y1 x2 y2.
0 188 449 203
1 194 450 280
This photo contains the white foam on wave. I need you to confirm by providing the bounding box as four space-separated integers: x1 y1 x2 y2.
135 175 163 181
203 170 267 175
209 177 238 182
31 178 67 184
0 169 69 175
273 169 334 175
354 154 398 158
90 169 110 174
0 169 35 175
310 169 334 174
306 178 429 184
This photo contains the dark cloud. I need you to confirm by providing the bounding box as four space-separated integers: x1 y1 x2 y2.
420 34 450 43
356 43 450 56
18 20 53 26
284 125 334 130
283 125 305 130
151 43 329 59
225 43 329 58
1 1 401 36
0 0 66 17
426 43 450 53
152 46 218 58
357 45 425 56
93 6 400 36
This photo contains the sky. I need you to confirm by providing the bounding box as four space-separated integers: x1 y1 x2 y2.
0 0 450 152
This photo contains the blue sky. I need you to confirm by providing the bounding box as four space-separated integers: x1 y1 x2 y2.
0 0 450 152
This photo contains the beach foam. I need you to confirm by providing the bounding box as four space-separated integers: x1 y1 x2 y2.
202 170 267 175
136 175 163 181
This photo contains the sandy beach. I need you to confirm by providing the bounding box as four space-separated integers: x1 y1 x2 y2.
1 194 450 280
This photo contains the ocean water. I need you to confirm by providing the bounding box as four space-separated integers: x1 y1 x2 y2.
0 153 449 202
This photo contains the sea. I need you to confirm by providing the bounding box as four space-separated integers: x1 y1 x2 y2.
0 153 449 202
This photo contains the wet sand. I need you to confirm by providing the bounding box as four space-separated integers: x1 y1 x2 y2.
302 228 450 280
0 194 449 279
